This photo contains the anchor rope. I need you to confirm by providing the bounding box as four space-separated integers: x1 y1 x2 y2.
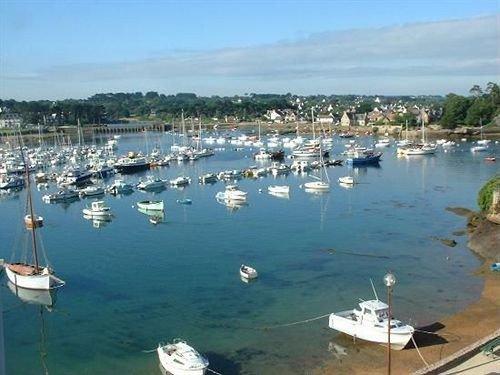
414 328 461 340
257 313 331 330
411 335 429 367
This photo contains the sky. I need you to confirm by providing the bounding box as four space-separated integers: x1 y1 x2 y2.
0 0 499 100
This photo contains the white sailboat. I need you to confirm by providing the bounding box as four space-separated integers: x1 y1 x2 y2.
304 142 330 191
4 144 65 290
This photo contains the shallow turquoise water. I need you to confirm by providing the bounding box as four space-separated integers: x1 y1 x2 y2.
1 134 498 374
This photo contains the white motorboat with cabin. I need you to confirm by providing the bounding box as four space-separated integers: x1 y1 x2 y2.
82 201 112 218
157 339 209 375
79 185 105 197
240 264 258 280
215 185 247 201
329 298 414 350
137 177 166 190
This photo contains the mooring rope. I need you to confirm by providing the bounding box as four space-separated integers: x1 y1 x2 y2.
411 335 429 367
207 368 223 375
258 313 331 330
141 348 156 353
325 248 390 259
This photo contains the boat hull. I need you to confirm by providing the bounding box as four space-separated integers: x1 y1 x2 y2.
115 163 150 174
4 264 62 290
329 314 413 350
137 201 164 211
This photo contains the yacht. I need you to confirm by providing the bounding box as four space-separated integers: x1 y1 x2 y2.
115 152 150 174
157 339 209 375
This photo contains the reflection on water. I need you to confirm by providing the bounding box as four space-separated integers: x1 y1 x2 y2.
0 134 497 374
7 282 57 309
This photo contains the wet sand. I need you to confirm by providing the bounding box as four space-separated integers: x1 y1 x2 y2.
314 263 500 374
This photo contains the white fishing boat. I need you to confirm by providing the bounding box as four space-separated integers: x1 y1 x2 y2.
240 264 258 280
329 298 414 350
157 339 209 375
338 176 354 185
137 200 164 211
268 185 290 194
215 185 247 201
4 146 65 291
82 200 112 218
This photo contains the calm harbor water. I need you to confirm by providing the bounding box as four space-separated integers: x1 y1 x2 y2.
1 133 498 374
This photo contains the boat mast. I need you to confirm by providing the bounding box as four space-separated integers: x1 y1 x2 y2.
311 107 316 139
19 135 40 270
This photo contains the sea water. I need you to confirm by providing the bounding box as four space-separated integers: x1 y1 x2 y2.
0 134 498 374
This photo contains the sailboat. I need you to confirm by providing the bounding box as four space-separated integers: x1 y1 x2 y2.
3 141 65 291
471 119 489 152
397 117 436 156
304 142 330 191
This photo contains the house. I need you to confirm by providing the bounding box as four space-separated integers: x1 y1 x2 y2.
265 109 284 123
341 111 368 126
0 112 22 129
317 114 334 125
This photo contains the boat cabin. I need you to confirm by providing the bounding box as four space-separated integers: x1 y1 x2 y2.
356 300 390 323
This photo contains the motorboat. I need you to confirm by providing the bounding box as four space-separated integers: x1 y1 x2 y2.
338 176 354 185
329 299 414 350
374 138 391 148
254 148 272 160
42 189 79 203
157 339 209 375
107 179 134 195
240 264 258 280
137 200 164 211
170 176 191 186
471 145 488 153
56 168 93 186
137 177 166 190
0 176 24 190
79 186 105 197
115 152 150 174
198 173 218 184
347 151 383 164
215 185 247 201
82 201 112 218
268 185 290 194
304 181 330 191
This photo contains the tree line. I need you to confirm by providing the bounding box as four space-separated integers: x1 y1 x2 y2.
440 82 500 129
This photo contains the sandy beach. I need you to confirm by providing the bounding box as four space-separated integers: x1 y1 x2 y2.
314 224 500 374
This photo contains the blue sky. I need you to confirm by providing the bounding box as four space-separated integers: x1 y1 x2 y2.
1 0 499 100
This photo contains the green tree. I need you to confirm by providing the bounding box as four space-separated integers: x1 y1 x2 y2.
477 176 500 212
440 94 471 129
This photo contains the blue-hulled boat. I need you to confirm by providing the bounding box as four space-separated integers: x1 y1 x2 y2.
347 151 382 165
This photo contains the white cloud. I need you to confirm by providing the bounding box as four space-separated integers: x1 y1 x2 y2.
1 15 499 99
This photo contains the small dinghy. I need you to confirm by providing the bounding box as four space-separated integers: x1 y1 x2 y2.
491 263 500 272
177 198 192 205
157 339 209 375
24 214 44 229
240 264 258 280
137 200 164 211
484 156 496 162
